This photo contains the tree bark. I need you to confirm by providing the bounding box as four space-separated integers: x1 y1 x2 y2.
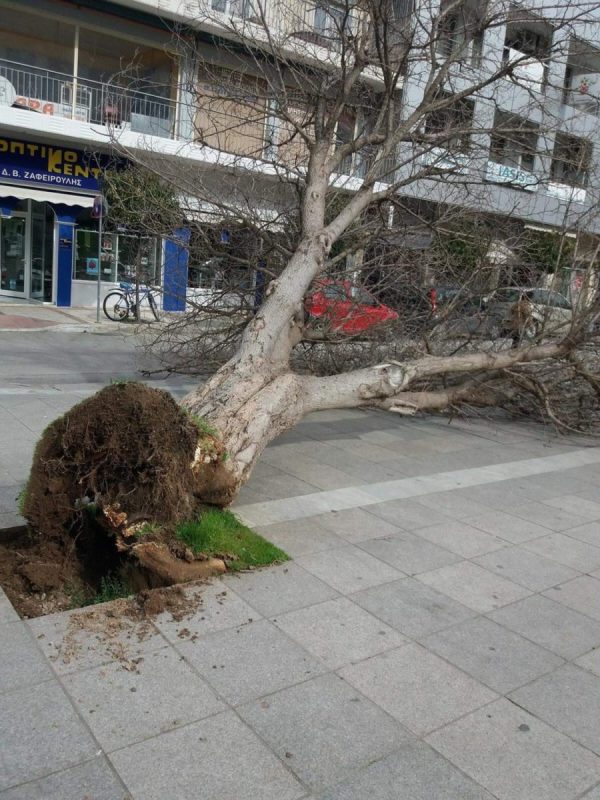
183 337 571 505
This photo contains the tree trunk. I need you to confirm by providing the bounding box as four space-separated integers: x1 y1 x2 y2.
183 338 571 506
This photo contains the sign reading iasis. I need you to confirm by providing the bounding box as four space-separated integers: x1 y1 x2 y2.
0 137 113 192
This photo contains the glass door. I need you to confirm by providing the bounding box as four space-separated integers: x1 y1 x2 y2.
30 202 54 301
0 214 27 296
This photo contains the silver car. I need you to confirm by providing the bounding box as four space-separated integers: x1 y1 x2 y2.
484 287 573 339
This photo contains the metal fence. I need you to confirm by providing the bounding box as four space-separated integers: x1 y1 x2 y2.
0 59 177 139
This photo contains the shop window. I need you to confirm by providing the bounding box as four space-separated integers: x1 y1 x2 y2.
73 229 161 284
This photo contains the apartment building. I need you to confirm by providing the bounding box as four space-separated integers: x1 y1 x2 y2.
0 0 599 307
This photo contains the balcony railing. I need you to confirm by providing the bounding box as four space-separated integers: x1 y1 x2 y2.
0 59 177 139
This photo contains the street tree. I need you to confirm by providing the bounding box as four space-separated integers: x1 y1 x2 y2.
26 0 600 526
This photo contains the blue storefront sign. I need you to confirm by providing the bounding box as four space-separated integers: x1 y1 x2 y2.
0 136 114 193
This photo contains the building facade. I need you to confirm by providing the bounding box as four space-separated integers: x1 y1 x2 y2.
0 0 599 307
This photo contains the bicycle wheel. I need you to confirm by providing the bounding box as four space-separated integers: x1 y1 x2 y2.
148 293 160 322
103 291 130 322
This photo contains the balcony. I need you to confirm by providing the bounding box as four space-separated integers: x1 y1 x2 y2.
0 59 177 140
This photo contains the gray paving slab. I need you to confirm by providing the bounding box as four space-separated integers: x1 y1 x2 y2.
256 518 346 558
0 588 18 624
510 664 600 755
177 618 326 706
272 597 407 670
508 500 592 532
565 521 600 547
544 495 600 520
276 457 358 490
0 622 53 693
417 561 532 612
0 681 98 791
523 533 600 572
412 520 506 558
27 605 166 676
62 645 225 752
296 545 402 594
315 740 495 800
110 710 305 800
357 532 461 576
422 616 564 693
0 757 129 800
413 490 490 520
222 563 338 617
427 698 600 800
351 577 476 639
576 648 600 677
339 644 497 736
473 545 581 592
543 575 600 621
237 673 410 791
365 498 452 530
152 581 260 643
314 507 403 543
582 785 600 799
462 509 554 543
488 595 600 659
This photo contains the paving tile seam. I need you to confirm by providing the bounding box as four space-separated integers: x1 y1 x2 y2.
0 754 121 796
503 693 600 760
235 447 600 526
479 591 600 652
24 624 134 797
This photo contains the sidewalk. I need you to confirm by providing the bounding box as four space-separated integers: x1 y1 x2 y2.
0 301 146 332
2 403 600 799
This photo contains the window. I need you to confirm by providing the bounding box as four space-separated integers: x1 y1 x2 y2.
211 0 257 18
551 134 592 187
436 0 486 64
502 12 552 91
424 93 475 152
314 2 355 38
490 112 539 173
195 69 268 158
73 230 160 283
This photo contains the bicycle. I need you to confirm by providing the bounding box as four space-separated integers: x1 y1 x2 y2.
103 280 161 322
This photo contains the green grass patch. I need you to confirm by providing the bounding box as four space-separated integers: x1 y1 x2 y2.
67 574 132 608
176 508 289 571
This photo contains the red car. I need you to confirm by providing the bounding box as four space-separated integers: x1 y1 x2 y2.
305 279 399 335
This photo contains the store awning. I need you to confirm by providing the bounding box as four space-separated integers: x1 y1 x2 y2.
0 184 95 208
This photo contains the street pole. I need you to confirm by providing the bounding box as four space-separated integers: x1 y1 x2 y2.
96 199 103 323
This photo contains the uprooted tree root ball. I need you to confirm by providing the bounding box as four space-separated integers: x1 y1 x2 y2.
15 382 239 610
24 382 200 537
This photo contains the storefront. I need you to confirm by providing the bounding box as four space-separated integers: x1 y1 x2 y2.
0 135 104 305
0 135 188 309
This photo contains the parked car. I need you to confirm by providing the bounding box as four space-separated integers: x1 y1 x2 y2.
483 287 573 339
305 279 398 335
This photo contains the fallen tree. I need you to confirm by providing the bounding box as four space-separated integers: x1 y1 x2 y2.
22 0 600 582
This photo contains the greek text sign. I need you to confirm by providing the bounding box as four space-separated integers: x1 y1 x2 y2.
0 137 112 192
